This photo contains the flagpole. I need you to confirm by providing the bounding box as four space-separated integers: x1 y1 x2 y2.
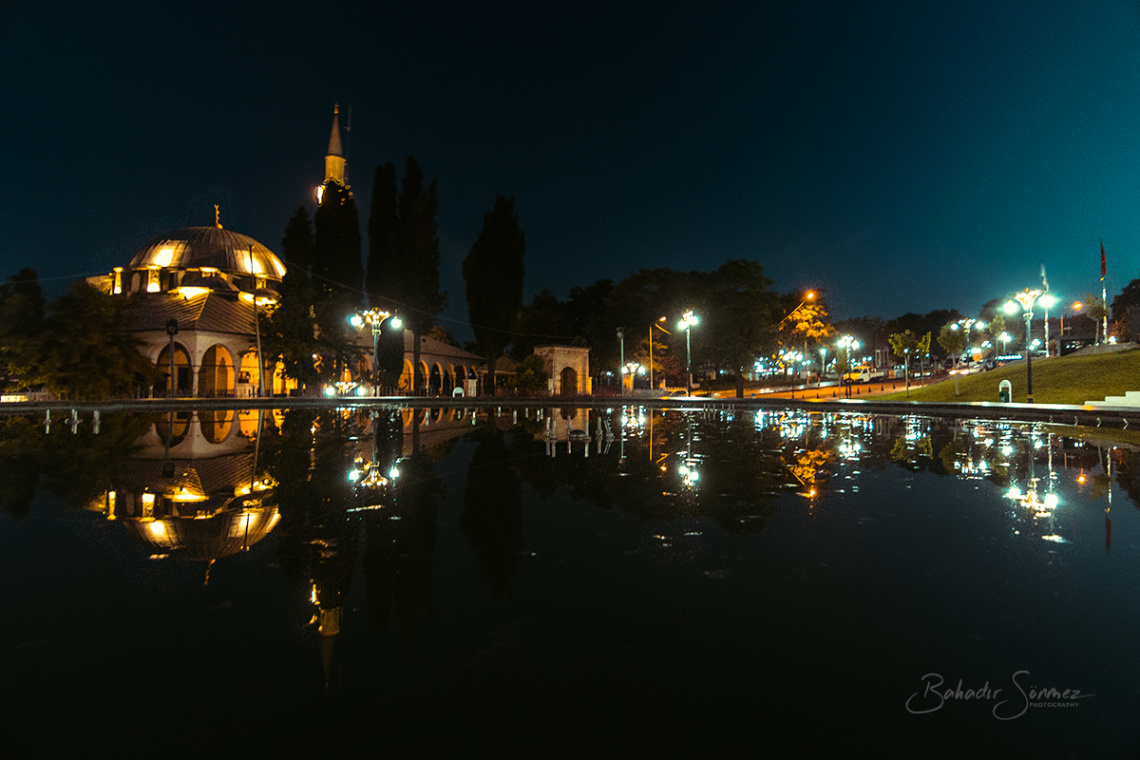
1100 241 1108 344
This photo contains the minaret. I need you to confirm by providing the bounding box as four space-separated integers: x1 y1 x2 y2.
324 104 346 188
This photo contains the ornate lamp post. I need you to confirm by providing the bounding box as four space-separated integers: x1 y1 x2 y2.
1004 288 1043 402
837 335 859 398
950 318 985 365
677 310 699 395
349 309 402 396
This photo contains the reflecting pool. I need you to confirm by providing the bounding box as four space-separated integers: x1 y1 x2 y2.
3 406 1139 756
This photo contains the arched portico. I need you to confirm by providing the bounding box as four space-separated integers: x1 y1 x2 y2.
198 344 236 397
157 343 193 396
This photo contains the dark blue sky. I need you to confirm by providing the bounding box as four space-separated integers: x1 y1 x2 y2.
3 1 1139 339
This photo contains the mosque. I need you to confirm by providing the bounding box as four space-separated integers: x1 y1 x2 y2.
88 106 590 397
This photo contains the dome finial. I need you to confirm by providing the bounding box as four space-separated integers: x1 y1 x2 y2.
214 204 223 229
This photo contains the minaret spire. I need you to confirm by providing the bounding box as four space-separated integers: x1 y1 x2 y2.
324 103 346 188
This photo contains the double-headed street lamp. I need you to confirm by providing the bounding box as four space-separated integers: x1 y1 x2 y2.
349 309 403 396
623 361 645 392
1004 288 1043 403
678 310 699 395
837 334 859 398
950 318 986 364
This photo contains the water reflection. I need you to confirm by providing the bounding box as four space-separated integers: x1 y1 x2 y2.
4 405 1140 753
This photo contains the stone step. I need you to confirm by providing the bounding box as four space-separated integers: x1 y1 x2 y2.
1086 392 1140 407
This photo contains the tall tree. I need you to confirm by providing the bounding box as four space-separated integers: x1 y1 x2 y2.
0 268 46 386
399 158 447 393
24 282 154 399
262 268 322 392
700 260 779 398
262 209 322 392
281 207 316 275
463 195 525 391
365 157 447 393
365 163 399 303
314 182 364 380
313 181 363 304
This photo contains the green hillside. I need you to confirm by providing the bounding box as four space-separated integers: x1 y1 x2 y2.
877 348 1140 405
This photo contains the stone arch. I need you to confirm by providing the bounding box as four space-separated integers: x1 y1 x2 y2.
239 349 261 397
156 343 192 396
155 411 191 446
399 359 415 393
443 365 455 394
429 364 443 395
199 409 234 443
198 344 235 397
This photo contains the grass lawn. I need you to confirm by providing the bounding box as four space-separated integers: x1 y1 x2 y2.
876 348 1140 405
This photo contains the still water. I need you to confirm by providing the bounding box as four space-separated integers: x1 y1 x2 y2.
2 405 1138 756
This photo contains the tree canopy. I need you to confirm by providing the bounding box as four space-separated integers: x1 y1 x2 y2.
463 194 525 390
366 157 447 393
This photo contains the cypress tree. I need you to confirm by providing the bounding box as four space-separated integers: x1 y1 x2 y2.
313 181 363 305
364 157 447 394
366 163 399 302
463 195 525 391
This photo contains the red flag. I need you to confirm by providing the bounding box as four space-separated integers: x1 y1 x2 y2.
1101 240 1107 279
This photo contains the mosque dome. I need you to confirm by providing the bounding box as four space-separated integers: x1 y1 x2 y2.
128 226 286 281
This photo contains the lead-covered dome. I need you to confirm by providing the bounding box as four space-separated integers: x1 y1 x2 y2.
129 226 286 280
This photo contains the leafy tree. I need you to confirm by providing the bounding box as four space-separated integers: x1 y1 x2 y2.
1085 293 1109 341
263 210 321 392
512 289 581 360
426 325 459 347
783 294 834 355
986 313 1007 344
23 282 155 399
0 268 46 386
262 266 322 391
463 195 526 391
509 354 548 394
936 323 966 358
700 260 779 398
888 330 923 376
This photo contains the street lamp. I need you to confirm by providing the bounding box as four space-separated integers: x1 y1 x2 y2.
349 309 402 396
1004 288 1043 402
778 290 817 327
649 316 669 392
818 347 827 387
950 318 986 366
623 361 645 392
677 310 699 395
837 335 859 398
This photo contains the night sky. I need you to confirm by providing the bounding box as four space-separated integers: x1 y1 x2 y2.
4 1 1140 341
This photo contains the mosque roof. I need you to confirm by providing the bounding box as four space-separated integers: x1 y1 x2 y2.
127 226 286 280
123 291 259 336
